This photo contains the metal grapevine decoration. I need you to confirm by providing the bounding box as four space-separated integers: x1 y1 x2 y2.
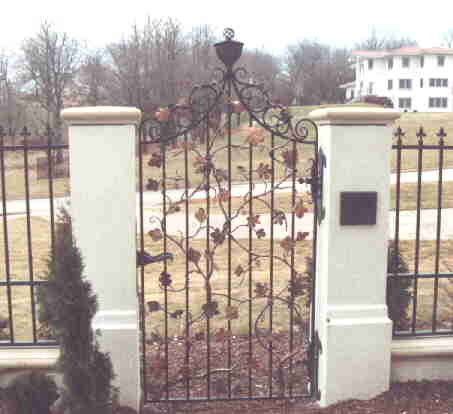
138 27 320 403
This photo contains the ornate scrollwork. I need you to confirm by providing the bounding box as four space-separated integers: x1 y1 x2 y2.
140 28 317 145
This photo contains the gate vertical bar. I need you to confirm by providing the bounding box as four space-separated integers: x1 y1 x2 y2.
392 127 403 336
22 127 38 343
205 113 212 399
0 127 14 343
161 140 169 401
268 132 275 397
248 114 254 397
289 137 297 397
184 132 190 399
310 127 320 398
412 127 425 334
46 127 56 256
433 128 446 332
138 123 147 401
226 84 233 399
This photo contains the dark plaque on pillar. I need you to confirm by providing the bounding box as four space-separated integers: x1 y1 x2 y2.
340 192 377 225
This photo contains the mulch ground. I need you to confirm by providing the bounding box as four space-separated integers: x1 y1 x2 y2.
143 380 453 413
143 330 453 414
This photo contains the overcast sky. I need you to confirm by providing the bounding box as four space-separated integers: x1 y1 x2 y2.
2 0 453 56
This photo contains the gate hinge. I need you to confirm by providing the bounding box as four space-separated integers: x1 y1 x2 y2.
313 330 322 357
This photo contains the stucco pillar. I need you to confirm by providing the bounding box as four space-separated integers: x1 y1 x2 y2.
62 106 141 410
308 107 400 407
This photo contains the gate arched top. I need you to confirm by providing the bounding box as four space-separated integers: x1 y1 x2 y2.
139 28 317 145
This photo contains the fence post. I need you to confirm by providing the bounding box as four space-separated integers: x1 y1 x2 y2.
309 107 400 407
62 106 141 410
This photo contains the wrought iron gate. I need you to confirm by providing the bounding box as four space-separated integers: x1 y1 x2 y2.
137 28 320 408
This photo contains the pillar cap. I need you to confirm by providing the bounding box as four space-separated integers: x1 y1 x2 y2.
309 106 401 124
62 106 142 125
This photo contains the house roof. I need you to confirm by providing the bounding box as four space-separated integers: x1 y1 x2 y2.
352 47 453 58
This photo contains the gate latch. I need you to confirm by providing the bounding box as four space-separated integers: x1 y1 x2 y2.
300 148 326 224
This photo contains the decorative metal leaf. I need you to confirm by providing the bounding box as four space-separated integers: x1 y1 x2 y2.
234 264 245 277
148 152 163 168
202 301 219 318
146 178 159 191
187 247 202 264
256 228 266 239
280 236 295 252
159 271 172 287
282 149 298 169
148 228 163 241
225 305 239 320
294 198 308 218
147 301 161 312
296 231 309 241
254 282 269 298
195 208 207 223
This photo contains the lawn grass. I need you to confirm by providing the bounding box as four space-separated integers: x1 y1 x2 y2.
1 149 70 201
2 110 453 201
0 216 52 342
1 217 453 342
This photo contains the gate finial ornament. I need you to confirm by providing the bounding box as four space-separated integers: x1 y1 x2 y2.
223 27 235 41
214 27 243 68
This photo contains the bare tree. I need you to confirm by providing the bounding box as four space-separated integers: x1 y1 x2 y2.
284 40 353 105
355 27 418 50
107 18 188 110
21 21 80 155
185 24 217 86
443 29 453 48
76 50 109 106
0 53 27 140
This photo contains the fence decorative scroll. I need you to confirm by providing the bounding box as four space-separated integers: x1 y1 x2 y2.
138 28 320 405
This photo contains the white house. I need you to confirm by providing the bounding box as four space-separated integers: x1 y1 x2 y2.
341 47 453 112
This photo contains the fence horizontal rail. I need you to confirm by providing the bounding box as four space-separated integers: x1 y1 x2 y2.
392 144 453 150
0 340 57 347
1 144 69 151
0 280 51 287
388 272 453 280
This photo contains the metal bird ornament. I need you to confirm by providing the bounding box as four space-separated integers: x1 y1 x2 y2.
136 250 173 267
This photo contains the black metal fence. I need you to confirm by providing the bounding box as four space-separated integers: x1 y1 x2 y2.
0 126 68 346
389 125 453 338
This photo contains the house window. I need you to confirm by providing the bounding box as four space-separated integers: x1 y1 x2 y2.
388 58 393 70
420 56 424 68
429 78 448 87
420 78 423 88
368 82 374 94
438 56 445 67
429 97 448 108
368 59 373 70
402 57 410 68
399 98 412 109
388 79 393 90
399 79 412 89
